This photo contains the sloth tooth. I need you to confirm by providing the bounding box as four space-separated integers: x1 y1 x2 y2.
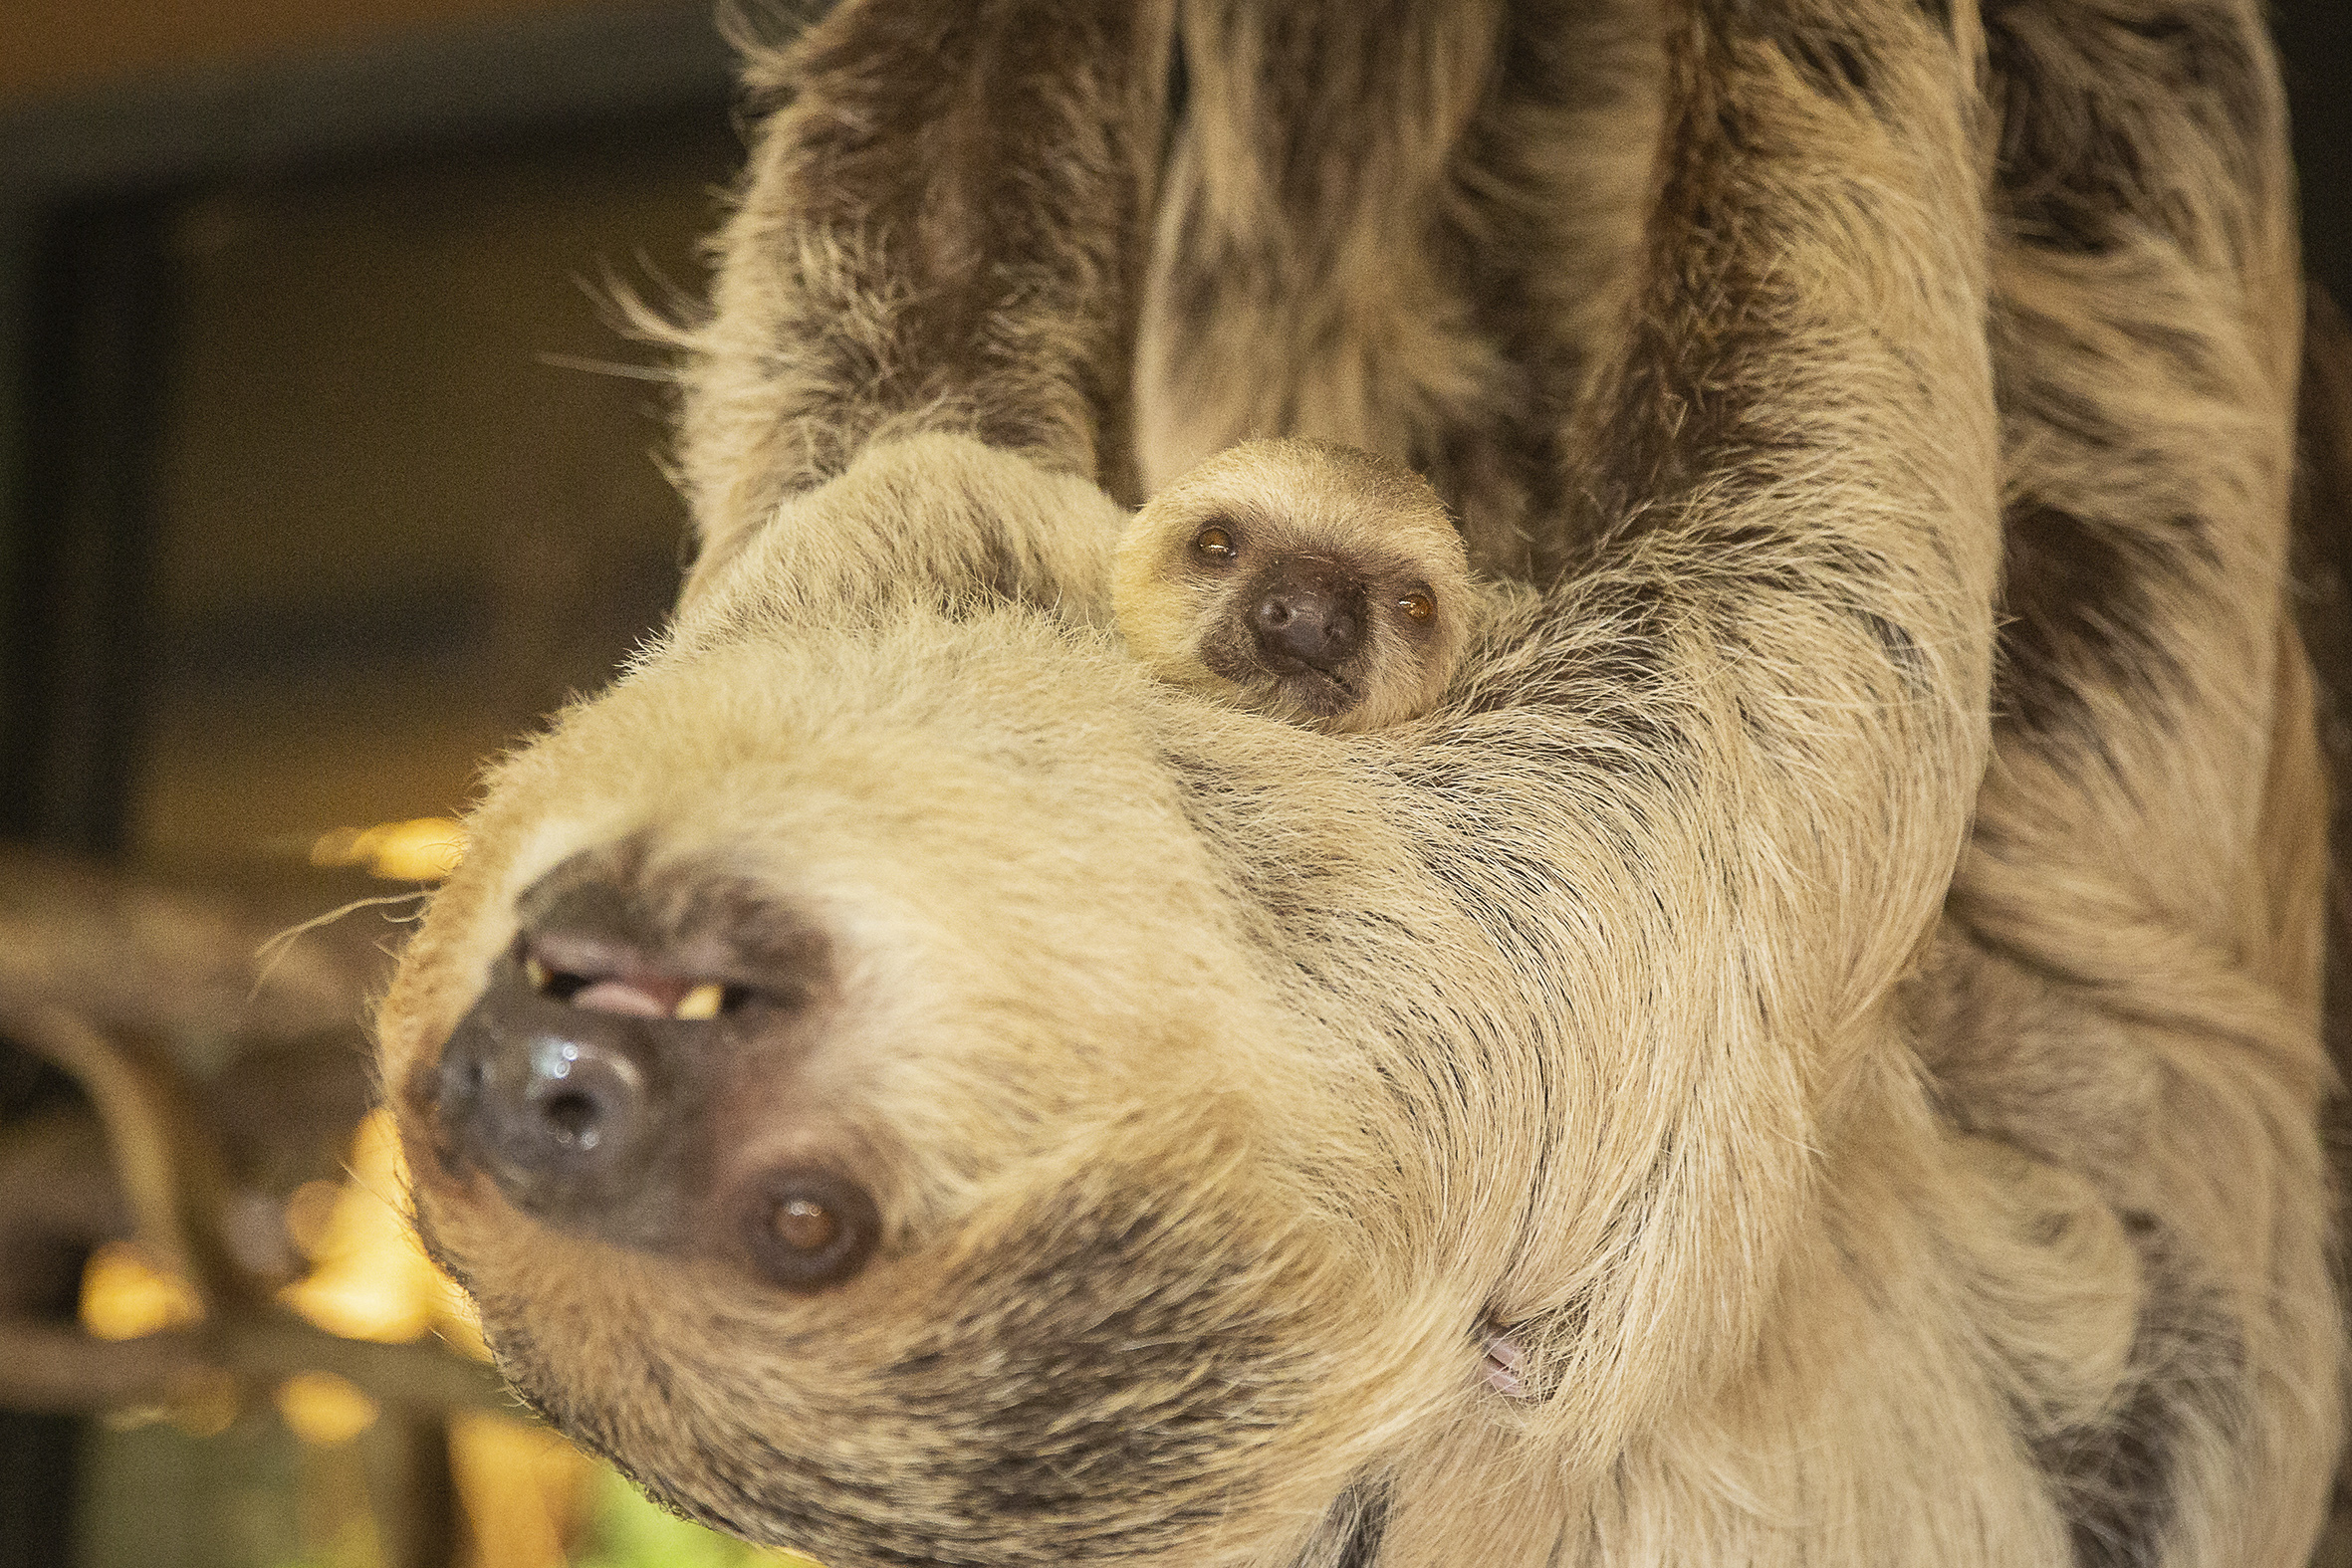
524 956 552 993
674 982 726 1020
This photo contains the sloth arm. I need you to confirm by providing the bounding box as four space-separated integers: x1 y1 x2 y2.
676 0 1998 994
1467 0 1999 1023
668 0 1174 600
1324 0 2003 1431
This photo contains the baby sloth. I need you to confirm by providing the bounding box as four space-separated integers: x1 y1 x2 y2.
1113 439 1474 733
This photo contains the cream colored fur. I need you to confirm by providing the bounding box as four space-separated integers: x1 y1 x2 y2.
375 0 2342 1563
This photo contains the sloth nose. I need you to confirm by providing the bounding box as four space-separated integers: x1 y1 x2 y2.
432 948 695 1244
512 1031 639 1163
1251 560 1363 673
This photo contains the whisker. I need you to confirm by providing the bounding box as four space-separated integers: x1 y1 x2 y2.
253 892 432 1000
534 351 676 382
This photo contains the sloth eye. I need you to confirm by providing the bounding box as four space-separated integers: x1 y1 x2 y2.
1398 588 1436 622
772 1197 838 1252
1193 525 1237 561
744 1169 880 1291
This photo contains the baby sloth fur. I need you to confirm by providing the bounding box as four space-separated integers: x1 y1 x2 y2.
1112 440 1474 733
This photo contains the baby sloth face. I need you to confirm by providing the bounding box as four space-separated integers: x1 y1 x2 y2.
1112 439 1474 733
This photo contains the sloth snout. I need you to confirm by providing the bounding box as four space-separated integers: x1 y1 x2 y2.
1250 560 1364 674
433 946 698 1243
422 859 869 1288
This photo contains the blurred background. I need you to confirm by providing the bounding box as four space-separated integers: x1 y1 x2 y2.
0 1 2342 1565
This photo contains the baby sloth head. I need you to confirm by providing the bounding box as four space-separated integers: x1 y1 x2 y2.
1112 439 1474 733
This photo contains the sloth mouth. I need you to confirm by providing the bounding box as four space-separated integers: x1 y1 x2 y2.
1200 633 1357 717
1257 656 1355 716
520 930 753 1019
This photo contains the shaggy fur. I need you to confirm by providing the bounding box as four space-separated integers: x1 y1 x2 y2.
374 0 2341 1564
1112 439 1489 733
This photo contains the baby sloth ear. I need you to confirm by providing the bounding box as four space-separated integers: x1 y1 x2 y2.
1112 438 1478 734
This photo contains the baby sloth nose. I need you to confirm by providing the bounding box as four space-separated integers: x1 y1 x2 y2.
1251 559 1363 673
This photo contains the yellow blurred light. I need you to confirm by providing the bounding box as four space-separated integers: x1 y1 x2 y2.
276 1370 380 1446
310 816 466 881
452 1413 592 1568
281 1110 438 1343
81 1240 203 1340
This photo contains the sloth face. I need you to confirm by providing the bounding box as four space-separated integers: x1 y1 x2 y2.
378 606 1478 1568
1112 440 1475 733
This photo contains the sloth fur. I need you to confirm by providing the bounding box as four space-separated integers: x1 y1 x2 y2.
375 0 2344 1564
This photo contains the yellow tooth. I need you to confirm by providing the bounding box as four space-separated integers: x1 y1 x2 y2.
674 983 725 1020
524 956 552 992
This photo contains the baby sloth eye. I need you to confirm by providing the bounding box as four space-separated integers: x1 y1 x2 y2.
1398 587 1436 622
1193 525 1237 561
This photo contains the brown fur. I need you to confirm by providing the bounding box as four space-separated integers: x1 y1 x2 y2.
377 0 2342 1563
1113 439 1487 733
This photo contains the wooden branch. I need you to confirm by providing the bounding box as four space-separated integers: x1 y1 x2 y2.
0 849 512 1432
0 1311 514 1419
4 1003 263 1317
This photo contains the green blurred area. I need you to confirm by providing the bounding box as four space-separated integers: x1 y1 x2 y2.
86 1417 812 1568
573 1469 806 1568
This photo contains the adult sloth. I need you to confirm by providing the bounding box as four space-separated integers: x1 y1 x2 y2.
375 0 2342 1563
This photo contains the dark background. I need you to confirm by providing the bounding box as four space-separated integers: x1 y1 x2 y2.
2279 0 2352 312
0 6 742 1564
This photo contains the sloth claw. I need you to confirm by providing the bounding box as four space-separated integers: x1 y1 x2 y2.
1482 1323 1532 1400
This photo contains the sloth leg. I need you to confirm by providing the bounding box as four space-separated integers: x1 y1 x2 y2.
1135 0 1510 511
1135 0 1664 580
